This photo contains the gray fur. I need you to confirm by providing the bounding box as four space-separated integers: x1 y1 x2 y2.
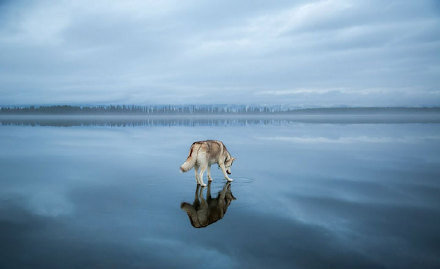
180 140 235 186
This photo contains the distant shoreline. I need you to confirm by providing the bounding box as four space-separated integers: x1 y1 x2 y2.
1 106 439 116
2 106 440 126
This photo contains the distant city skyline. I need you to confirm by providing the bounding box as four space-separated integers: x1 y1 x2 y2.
1 0 439 106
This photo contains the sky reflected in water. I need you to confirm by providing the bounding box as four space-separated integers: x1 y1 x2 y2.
1 119 440 268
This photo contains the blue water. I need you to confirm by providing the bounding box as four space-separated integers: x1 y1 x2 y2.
1 118 440 268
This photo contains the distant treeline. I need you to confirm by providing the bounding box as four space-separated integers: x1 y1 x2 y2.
0 105 439 115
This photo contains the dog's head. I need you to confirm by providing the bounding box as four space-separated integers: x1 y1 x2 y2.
225 157 235 175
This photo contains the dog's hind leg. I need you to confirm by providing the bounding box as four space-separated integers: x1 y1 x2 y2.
194 184 200 204
198 165 207 187
194 166 200 185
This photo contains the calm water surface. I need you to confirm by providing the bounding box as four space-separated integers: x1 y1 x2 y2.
1 117 440 268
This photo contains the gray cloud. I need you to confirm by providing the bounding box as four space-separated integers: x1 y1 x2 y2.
0 0 439 105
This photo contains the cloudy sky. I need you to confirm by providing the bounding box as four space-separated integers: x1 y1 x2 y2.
0 0 439 106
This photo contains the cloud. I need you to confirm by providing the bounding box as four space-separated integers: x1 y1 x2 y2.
0 0 439 105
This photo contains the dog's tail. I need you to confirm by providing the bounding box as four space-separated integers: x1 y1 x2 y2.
180 143 199 172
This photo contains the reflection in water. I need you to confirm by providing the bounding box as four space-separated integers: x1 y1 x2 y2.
2 113 440 127
181 182 236 228
1 122 440 268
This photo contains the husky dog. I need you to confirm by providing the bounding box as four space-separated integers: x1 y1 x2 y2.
180 140 235 186
181 182 236 228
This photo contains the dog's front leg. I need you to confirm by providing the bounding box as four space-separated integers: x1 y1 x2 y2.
220 164 233 182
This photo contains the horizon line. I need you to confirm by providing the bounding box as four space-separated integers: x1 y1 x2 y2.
1 104 440 108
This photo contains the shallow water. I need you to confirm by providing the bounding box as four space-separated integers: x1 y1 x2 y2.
1 118 440 268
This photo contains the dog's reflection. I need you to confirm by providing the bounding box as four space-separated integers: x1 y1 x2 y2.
180 182 236 228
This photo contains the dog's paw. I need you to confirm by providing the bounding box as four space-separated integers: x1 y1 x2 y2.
226 178 234 182
200 183 207 187
208 177 213 182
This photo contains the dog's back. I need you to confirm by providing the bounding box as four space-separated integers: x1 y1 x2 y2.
180 140 224 172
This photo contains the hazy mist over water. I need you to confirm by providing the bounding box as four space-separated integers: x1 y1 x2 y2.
1 116 440 268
